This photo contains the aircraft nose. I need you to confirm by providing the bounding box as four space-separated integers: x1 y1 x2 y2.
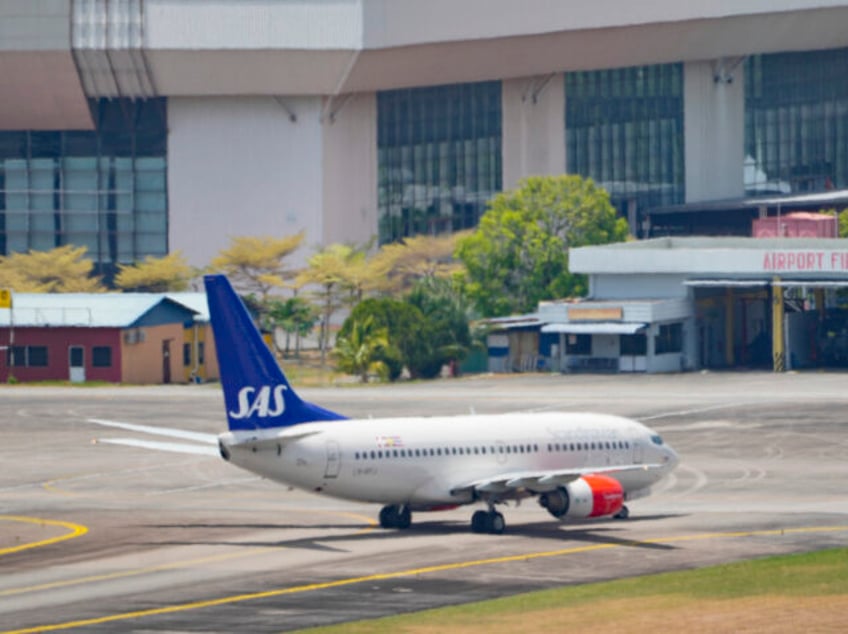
665 446 679 469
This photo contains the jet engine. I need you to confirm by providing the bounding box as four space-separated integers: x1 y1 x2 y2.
538 475 624 519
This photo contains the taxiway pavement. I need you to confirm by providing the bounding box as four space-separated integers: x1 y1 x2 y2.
1 372 847 632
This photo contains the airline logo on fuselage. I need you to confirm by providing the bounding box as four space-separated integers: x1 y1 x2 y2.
229 385 288 419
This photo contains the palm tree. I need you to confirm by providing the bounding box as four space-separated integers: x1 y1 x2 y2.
333 316 389 382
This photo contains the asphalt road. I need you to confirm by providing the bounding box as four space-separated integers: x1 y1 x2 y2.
1 371 847 632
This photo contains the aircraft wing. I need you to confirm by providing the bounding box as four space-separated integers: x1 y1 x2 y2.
451 464 660 496
86 418 219 456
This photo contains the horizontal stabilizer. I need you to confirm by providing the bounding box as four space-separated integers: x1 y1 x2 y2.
87 418 218 444
96 437 219 456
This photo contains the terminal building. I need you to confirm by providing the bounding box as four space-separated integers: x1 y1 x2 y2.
2 1 848 279
487 237 848 374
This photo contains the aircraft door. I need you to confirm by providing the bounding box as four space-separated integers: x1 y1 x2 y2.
324 440 341 478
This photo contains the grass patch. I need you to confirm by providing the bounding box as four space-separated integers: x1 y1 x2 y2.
299 548 848 634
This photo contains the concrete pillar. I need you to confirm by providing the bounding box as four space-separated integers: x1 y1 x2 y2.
501 74 566 190
725 288 735 366
322 92 378 246
683 60 745 202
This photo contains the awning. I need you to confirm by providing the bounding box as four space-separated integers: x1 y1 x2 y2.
684 279 770 287
542 322 646 335
489 319 542 330
773 280 848 288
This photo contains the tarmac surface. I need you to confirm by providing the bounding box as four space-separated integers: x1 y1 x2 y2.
1 371 847 632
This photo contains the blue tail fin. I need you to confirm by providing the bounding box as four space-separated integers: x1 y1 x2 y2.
204 274 347 431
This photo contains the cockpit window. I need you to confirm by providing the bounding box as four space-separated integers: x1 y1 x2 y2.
651 434 664 446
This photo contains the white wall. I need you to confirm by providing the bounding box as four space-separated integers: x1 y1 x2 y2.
684 60 745 202
502 75 566 190
168 96 324 269
361 0 848 48
146 0 363 50
591 274 690 300
321 93 378 246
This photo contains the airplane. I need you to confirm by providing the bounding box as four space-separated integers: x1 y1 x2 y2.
90 274 679 535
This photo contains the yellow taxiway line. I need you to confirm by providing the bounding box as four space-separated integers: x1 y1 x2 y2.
0 516 88 557
3 524 847 634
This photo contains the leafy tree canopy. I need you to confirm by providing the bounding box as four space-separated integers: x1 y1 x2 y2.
114 251 195 292
334 315 390 382
405 277 472 378
265 296 319 358
836 208 848 238
370 231 470 294
0 245 104 292
210 232 304 299
338 297 427 381
456 175 629 316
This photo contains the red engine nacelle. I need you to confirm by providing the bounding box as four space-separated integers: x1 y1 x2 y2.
538 474 624 519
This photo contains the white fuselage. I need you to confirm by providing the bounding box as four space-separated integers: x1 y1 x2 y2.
218 412 678 511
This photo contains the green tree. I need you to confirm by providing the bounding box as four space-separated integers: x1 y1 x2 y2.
456 175 629 316
265 296 319 358
338 298 426 381
0 245 104 292
334 315 390 382
114 251 195 292
405 276 472 378
837 208 848 237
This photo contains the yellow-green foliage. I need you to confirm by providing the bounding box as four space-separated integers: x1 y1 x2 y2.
371 231 470 293
114 251 194 292
0 245 104 292
210 233 305 299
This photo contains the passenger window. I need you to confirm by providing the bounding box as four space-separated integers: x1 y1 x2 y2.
393 449 398 458
370 451 376 459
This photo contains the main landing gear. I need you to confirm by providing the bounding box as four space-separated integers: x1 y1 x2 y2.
470 508 505 534
614 505 630 520
379 504 411 529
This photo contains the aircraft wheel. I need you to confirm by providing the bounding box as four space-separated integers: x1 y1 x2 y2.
488 511 505 535
614 505 630 520
396 505 412 529
379 505 395 528
380 505 412 529
471 510 488 533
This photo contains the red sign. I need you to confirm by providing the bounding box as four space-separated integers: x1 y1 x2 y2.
762 251 848 272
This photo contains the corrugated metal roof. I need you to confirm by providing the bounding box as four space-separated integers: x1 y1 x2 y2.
0 293 199 328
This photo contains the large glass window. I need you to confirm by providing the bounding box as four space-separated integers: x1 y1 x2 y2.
745 48 848 195
0 99 167 282
377 81 502 243
566 64 684 220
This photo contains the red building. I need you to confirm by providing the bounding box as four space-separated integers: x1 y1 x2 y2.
0 293 219 384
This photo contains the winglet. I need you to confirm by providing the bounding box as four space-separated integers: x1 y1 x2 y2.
204 274 347 431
